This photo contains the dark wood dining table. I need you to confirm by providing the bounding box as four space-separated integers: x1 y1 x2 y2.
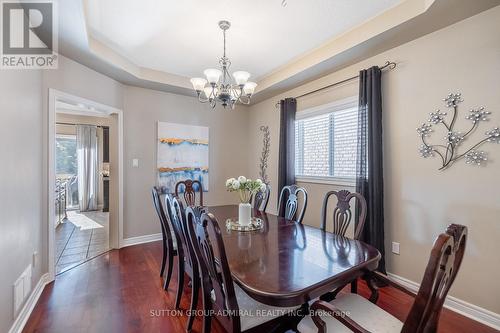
206 205 381 307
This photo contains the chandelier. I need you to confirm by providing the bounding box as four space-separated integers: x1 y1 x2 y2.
190 20 257 109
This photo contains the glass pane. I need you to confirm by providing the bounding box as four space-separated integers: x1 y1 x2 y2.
332 107 358 178
56 136 77 176
295 105 358 180
56 136 78 209
295 113 330 177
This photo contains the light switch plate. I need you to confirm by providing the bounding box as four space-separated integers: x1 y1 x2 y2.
32 251 38 267
132 159 139 167
392 242 400 255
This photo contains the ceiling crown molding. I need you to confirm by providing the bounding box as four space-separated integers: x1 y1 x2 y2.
88 37 192 90
255 0 434 94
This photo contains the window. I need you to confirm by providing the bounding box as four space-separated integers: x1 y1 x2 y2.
295 97 358 184
56 134 79 209
56 135 77 177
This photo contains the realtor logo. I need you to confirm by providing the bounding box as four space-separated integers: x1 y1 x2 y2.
1 0 57 69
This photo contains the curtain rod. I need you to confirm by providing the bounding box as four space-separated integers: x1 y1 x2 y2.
56 122 107 128
276 61 397 108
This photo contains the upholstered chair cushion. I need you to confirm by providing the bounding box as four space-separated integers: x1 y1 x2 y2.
211 283 300 331
235 284 301 331
298 293 403 333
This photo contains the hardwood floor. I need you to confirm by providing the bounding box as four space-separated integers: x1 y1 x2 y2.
23 241 497 333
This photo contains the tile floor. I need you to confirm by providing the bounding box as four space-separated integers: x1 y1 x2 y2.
55 210 109 274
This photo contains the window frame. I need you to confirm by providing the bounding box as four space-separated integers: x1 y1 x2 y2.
295 96 358 187
56 134 76 140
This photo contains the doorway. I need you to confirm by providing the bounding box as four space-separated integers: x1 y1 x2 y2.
48 90 123 281
54 115 111 273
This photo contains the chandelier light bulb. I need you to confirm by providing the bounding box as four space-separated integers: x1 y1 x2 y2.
204 69 222 84
232 71 251 86
243 82 257 96
190 77 207 91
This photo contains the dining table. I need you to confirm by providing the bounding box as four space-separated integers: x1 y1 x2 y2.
205 205 381 307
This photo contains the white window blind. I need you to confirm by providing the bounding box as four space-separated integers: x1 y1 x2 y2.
295 98 358 182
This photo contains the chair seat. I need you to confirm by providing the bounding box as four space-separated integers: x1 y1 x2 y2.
218 283 300 331
298 293 403 333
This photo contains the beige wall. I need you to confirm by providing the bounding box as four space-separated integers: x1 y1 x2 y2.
0 70 43 333
42 56 123 262
0 55 124 333
248 6 500 313
4 7 499 330
43 56 251 241
248 76 359 236
42 56 124 109
122 86 250 238
40 55 251 272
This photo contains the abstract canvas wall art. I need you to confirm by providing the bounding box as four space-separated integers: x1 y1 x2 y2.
157 122 209 192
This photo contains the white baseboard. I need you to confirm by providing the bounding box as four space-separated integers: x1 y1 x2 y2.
8 273 50 333
387 272 500 330
121 233 162 247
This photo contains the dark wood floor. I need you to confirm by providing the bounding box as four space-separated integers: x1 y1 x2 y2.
24 241 497 333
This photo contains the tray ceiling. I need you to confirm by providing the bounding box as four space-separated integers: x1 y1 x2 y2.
53 0 500 102
85 0 402 80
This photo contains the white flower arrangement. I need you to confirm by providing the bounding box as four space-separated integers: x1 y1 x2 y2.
225 176 266 203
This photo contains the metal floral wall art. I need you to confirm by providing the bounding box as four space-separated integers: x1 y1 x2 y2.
259 125 270 184
417 93 499 170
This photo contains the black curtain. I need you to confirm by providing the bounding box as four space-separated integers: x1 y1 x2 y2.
356 66 386 274
278 98 297 209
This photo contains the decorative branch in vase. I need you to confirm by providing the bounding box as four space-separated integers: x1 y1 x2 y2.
259 126 270 185
417 93 499 170
226 176 266 226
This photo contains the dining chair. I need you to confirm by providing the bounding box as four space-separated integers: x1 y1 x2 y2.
252 185 271 212
185 207 302 333
164 194 200 332
278 185 308 223
298 224 467 333
320 189 367 294
151 186 177 290
175 179 203 206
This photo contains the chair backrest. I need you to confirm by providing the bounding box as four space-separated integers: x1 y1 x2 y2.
151 186 173 247
175 179 203 207
253 185 271 212
164 194 197 271
320 190 367 240
402 224 467 333
278 185 308 223
186 208 240 333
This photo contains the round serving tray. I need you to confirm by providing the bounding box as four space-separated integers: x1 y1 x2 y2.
225 217 263 232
